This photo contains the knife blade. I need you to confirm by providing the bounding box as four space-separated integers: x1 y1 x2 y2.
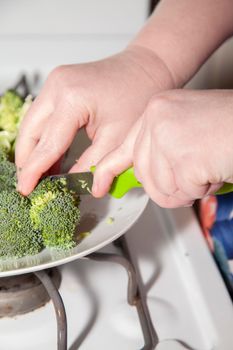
48 167 142 198
49 172 94 195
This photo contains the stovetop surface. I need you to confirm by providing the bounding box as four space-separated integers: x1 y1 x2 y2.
0 202 232 350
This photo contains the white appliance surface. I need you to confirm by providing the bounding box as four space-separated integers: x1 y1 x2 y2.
0 202 232 350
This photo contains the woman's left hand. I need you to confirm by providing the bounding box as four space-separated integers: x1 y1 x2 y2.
92 90 233 208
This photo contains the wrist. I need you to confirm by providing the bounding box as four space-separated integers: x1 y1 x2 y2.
124 44 176 91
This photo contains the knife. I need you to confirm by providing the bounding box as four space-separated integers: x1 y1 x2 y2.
49 166 233 199
49 167 142 198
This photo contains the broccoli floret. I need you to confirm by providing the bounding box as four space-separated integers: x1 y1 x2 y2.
0 152 16 191
0 91 32 158
0 91 23 133
0 191 43 258
33 192 80 249
0 130 16 154
30 177 80 249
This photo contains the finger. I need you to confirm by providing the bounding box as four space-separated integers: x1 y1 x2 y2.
149 152 195 202
144 184 194 208
17 105 88 195
173 159 217 199
92 118 143 197
206 182 223 195
15 89 54 169
134 144 194 207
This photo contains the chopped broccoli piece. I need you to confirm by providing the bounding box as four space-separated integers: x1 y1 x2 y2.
30 177 80 250
106 216 115 225
0 191 43 258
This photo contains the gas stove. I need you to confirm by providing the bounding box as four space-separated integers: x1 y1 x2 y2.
0 200 232 350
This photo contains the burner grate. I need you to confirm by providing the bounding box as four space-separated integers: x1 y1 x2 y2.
88 236 159 350
31 235 158 350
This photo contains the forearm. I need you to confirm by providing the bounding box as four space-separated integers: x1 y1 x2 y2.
129 0 233 87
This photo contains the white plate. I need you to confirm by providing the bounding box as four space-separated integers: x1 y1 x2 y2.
0 190 149 277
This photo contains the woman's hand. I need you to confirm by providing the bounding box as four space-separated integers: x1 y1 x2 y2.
15 46 174 195
92 90 233 208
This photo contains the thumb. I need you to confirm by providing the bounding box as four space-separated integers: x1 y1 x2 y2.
92 117 143 197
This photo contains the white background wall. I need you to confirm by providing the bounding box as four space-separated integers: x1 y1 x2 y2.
1 1 232 92
0 0 150 87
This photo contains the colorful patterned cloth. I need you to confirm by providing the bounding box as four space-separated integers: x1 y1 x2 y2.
200 193 233 297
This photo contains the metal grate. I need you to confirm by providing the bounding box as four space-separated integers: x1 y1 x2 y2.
34 235 200 350
34 234 159 350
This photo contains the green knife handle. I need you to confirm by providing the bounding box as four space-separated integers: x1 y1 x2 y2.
109 167 142 198
90 166 142 198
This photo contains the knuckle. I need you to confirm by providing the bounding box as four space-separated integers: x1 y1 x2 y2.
48 65 69 82
145 98 180 148
147 92 174 115
47 69 78 109
146 189 168 207
61 85 77 107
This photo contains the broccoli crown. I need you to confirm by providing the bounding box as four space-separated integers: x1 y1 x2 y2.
34 192 80 249
30 177 80 249
0 152 81 258
0 191 43 258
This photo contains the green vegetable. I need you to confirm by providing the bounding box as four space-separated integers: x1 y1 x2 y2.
0 90 23 132
30 177 80 249
0 152 17 191
0 191 43 258
0 91 32 158
0 154 81 258
0 89 81 258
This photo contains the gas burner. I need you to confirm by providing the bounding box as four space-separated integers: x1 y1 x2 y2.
0 268 61 317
